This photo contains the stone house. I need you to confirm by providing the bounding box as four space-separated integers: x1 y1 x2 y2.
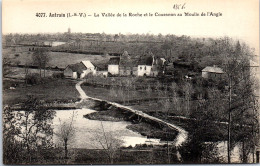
202 65 225 79
108 57 120 75
137 56 153 76
64 63 87 79
64 60 96 79
94 63 108 77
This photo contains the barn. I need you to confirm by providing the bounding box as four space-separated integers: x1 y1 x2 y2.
64 63 88 79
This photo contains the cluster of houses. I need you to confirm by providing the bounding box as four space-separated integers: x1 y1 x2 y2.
64 51 167 79
63 50 226 79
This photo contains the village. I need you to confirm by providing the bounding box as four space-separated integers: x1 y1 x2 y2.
2 31 260 164
63 50 225 80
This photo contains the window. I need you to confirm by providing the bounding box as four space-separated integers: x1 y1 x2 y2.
144 66 146 70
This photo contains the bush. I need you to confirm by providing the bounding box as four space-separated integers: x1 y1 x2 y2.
52 73 64 79
85 72 94 79
107 72 114 77
25 74 41 85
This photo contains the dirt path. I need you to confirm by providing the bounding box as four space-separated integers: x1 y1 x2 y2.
76 80 188 160
76 81 88 100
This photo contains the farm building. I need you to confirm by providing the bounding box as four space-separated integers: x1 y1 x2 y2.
150 65 159 77
119 56 138 76
107 51 165 77
64 60 97 79
137 56 153 76
202 65 225 79
94 63 108 77
108 57 120 75
81 60 96 75
151 57 166 77
64 63 87 79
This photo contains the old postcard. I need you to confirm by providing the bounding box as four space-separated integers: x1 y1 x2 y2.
2 0 260 164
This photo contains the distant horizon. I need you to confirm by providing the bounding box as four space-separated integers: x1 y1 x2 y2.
2 31 257 55
2 0 259 55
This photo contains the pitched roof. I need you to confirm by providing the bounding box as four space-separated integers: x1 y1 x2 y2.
108 57 120 65
81 60 95 68
93 62 107 70
67 63 87 73
119 57 139 67
138 56 153 65
202 66 224 74
160 58 166 64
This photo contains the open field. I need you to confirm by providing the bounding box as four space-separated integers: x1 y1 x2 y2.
3 78 80 105
5 66 63 79
3 47 111 68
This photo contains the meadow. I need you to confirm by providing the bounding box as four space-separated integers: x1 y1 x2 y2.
3 47 111 69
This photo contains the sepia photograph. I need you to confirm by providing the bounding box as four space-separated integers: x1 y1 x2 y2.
2 0 260 164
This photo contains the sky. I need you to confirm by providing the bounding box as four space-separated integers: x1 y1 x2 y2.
2 0 259 54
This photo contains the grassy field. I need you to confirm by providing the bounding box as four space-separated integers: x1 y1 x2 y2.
3 47 111 68
81 85 156 102
3 78 80 105
5 67 63 79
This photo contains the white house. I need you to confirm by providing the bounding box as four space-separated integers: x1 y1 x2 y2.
81 60 96 75
137 65 152 76
108 57 120 75
137 56 153 76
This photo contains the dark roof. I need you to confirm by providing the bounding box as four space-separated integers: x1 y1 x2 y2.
173 60 191 67
108 57 120 65
138 56 153 65
67 63 87 73
93 62 108 70
120 58 138 67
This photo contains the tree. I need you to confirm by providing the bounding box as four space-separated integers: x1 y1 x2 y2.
94 122 122 164
234 41 242 55
124 77 134 104
3 106 23 164
222 42 258 163
75 38 81 49
114 34 119 42
179 88 225 163
3 57 13 77
55 111 76 159
182 82 193 117
3 95 56 163
24 62 31 86
18 96 55 157
160 99 171 163
32 48 50 77
172 89 182 116
161 42 172 58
